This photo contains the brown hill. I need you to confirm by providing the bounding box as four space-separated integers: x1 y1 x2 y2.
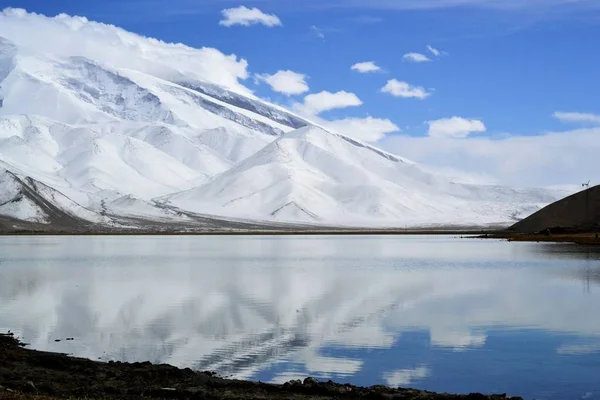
509 185 600 233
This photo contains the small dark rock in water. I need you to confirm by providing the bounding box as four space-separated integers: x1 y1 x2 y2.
54 339 61 342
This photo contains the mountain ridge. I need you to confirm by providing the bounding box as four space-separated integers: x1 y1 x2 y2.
164 126 562 227
0 11 569 230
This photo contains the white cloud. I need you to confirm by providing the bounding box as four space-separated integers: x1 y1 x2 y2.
553 111 600 124
351 61 382 73
219 6 282 27
326 116 400 142
427 45 442 56
427 117 486 138
310 25 326 40
291 89 398 142
383 366 430 387
403 52 432 63
294 90 362 116
378 127 600 187
381 79 431 99
0 8 251 94
255 70 309 96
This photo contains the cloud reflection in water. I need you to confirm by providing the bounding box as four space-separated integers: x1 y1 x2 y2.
1 236 600 398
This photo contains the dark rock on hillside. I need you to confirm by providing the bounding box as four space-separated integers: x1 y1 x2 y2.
510 185 600 233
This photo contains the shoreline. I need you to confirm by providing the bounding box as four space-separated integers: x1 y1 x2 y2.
3 226 599 246
0 229 496 236
0 333 521 400
479 232 600 246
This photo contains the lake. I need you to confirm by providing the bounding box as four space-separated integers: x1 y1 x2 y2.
1 235 600 400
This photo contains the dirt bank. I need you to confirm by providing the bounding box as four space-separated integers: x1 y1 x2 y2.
0 333 521 400
509 186 600 234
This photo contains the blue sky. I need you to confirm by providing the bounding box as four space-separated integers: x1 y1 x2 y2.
3 0 600 186
6 0 600 135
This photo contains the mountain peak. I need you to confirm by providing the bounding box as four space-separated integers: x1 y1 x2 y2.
0 8 252 94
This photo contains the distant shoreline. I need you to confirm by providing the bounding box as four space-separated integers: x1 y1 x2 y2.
0 228 499 236
4 227 600 246
480 232 600 246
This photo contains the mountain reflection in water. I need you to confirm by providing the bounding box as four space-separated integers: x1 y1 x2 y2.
1 235 600 400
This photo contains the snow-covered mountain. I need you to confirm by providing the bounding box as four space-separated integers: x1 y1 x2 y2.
0 9 565 230
164 126 559 226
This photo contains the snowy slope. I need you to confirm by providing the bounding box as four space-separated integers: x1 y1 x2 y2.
0 166 108 225
0 168 45 222
0 10 568 229
0 29 304 209
165 126 561 227
104 195 192 222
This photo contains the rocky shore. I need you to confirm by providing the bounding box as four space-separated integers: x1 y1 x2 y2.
0 333 522 400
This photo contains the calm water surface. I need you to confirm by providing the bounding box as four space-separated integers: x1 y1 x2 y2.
1 235 600 400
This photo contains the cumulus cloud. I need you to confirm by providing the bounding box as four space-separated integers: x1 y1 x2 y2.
294 90 362 116
351 61 382 73
291 90 398 142
326 116 400 142
427 117 486 138
0 8 251 94
219 6 282 27
378 127 600 187
381 79 431 99
553 111 600 124
403 52 432 63
255 70 309 96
